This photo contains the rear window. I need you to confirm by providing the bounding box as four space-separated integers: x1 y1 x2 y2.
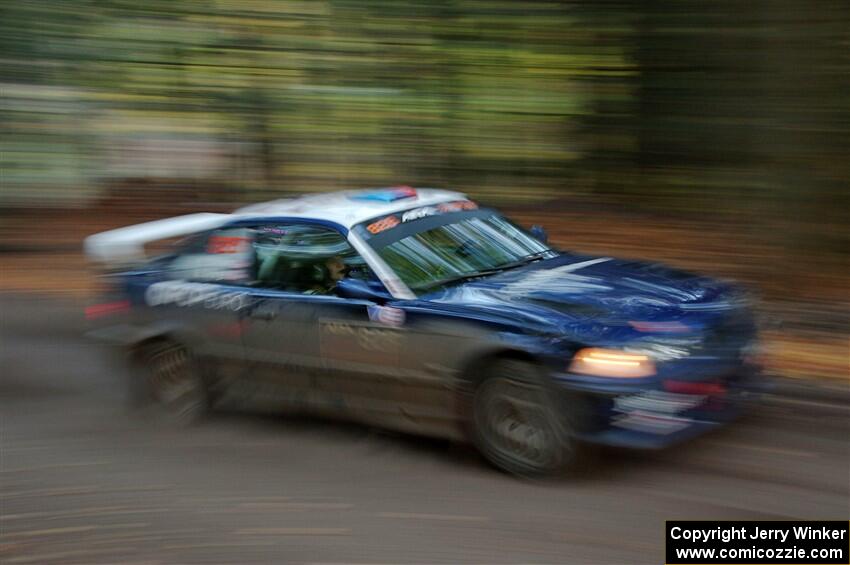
167 227 253 283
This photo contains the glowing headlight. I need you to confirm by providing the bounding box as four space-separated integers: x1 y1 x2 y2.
568 348 657 378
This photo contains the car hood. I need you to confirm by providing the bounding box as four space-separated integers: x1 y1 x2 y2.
426 253 744 340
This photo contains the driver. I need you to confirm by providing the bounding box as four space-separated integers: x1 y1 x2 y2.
307 255 347 295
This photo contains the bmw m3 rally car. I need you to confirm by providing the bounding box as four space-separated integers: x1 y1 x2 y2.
85 187 763 475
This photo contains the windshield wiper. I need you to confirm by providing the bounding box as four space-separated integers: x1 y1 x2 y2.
503 250 553 268
415 268 506 292
415 251 554 292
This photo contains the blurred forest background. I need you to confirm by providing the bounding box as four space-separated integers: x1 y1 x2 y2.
1 0 847 379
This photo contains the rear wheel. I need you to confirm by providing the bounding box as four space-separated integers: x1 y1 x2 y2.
472 359 577 476
129 340 210 424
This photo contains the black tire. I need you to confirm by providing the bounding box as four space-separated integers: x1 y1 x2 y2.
472 359 578 476
128 340 211 425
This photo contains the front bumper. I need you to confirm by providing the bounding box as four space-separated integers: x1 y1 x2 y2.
553 360 765 449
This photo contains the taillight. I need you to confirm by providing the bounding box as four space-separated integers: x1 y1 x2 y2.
85 300 131 320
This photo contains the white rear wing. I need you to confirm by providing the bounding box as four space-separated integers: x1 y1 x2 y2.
84 213 231 264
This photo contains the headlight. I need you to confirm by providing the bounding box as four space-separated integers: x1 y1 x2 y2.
568 348 656 378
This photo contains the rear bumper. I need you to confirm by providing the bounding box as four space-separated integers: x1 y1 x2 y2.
554 362 765 449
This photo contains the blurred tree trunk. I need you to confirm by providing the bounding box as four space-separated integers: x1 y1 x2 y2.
247 84 277 193
753 0 850 264
632 1 765 210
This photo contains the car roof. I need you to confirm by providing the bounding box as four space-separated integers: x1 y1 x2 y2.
84 188 470 264
234 187 467 229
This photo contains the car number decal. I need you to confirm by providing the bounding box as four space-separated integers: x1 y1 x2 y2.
366 215 400 234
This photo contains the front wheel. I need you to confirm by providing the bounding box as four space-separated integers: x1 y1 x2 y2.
472 360 578 476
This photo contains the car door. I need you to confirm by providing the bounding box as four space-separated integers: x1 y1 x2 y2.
312 293 404 425
238 221 401 419
234 223 329 411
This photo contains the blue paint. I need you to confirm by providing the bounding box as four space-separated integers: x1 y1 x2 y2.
115 211 762 451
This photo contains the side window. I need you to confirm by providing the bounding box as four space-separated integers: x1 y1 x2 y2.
168 227 253 284
252 223 377 294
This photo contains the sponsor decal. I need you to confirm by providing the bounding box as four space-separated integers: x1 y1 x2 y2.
611 411 691 435
611 390 705 434
401 206 438 223
145 281 249 311
258 226 289 235
364 201 478 235
437 200 478 213
321 320 403 352
401 201 478 223
614 390 705 414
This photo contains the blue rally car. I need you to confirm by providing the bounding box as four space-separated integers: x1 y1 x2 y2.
85 187 762 475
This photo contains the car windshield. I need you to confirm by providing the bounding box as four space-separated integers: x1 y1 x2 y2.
359 209 557 294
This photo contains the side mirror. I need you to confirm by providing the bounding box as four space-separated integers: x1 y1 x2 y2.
530 225 548 244
336 278 392 303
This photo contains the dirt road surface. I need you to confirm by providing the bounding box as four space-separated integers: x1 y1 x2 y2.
2 295 848 564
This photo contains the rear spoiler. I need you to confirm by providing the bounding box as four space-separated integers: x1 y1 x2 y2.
84 213 231 264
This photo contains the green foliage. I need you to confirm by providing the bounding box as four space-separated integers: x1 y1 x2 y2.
1 0 847 258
